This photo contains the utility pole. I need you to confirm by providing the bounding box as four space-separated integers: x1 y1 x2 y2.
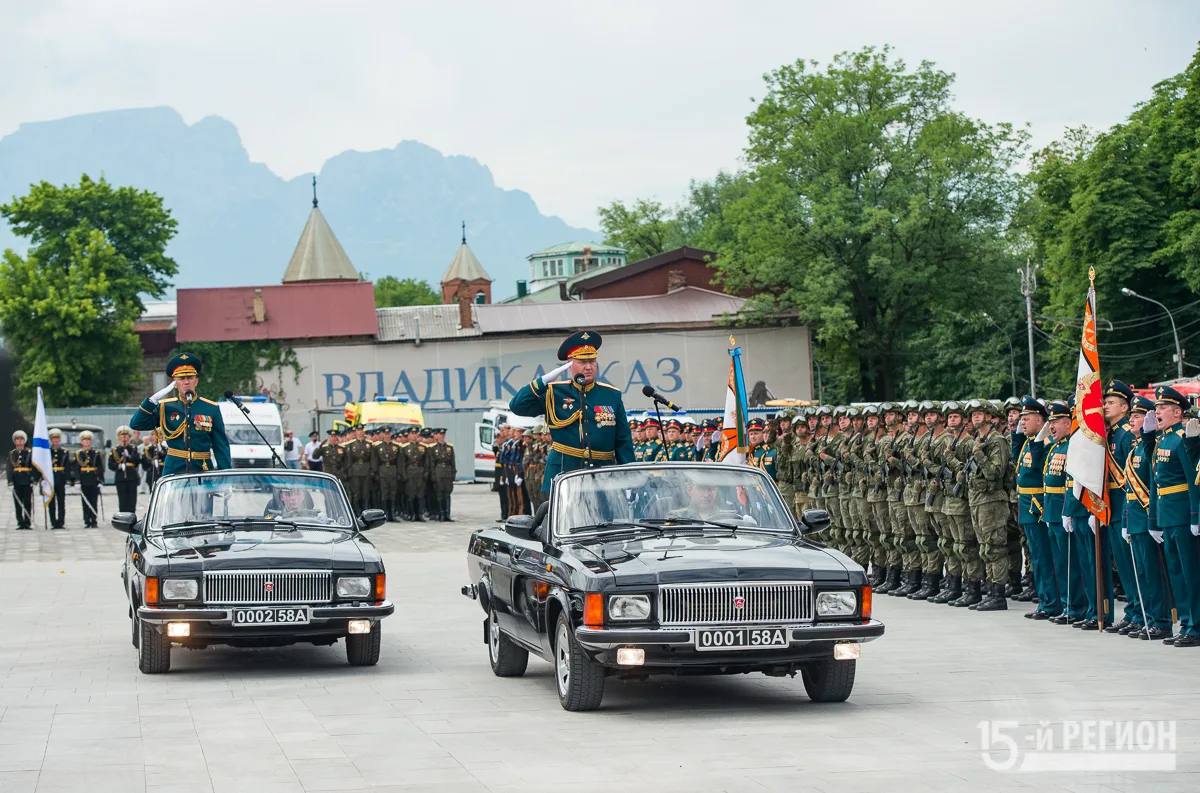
1018 258 1038 398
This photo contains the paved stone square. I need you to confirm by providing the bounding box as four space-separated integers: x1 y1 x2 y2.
0 483 1197 792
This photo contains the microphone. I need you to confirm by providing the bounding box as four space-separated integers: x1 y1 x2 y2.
224 390 248 414
183 390 196 405
642 385 683 412
573 374 587 387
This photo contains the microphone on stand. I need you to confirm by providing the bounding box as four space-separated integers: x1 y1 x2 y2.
642 385 683 412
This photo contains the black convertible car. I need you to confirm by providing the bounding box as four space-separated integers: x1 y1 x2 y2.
463 462 884 711
113 469 393 673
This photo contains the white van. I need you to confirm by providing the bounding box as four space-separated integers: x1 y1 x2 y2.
218 397 286 469
474 400 540 481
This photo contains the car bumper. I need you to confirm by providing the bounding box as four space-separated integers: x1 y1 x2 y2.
574 620 884 671
138 602 393 644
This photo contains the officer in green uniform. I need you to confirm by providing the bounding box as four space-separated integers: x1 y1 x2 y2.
1102 380 1141 634
341 426 374 513
747 418 777 477
1147 385 1200 646
1062 395 1103 627
630 419 644 462
641 418 666 462
509 330 634 492
372 430 403 520
665 419 692 462
1014 397 1058 618
1041 401 1086 623
1120 395 1171 639
429 428 456 521
130 352 231 475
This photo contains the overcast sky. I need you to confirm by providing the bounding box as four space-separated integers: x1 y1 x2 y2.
3 1 1198 228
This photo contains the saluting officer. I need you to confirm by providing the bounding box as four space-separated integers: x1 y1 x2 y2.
6 430 38 530
48 428 69 529
108 426 141 513
1147 385 1200 647
70 430 103 528
129 352 232 475
509 330 634 492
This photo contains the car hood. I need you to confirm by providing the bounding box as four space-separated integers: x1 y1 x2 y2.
572 532 852 585
152 529 366 572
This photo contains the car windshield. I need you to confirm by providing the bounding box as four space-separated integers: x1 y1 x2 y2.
555 466 794 535
148 473 353 531
226 424 283 445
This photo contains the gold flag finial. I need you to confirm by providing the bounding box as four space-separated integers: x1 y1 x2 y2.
728 334 736 347
1088 266 1096 285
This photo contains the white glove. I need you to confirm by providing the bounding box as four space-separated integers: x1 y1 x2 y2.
1150 529 1164 544
540 362 571 385
1142 411 1157 432
1192 524 1200 537
1034 423 1050 444
1062 516 1073 533
149 383 176 404
1186 418 1200 438
1089 515 1098 535
515 477 523 485
1122 528 1130 542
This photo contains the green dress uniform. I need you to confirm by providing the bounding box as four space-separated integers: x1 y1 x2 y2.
508 330 634 493
1147 386 1200 643
1102 380 1140 632
1014 398 1058 616
1040 403 1086 622
1123 395 1171 636
129 352 231 475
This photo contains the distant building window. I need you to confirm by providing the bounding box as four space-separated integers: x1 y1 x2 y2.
474 292 486 304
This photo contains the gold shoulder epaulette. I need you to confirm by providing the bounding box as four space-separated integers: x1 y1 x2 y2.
199 397 219 406
595 381 620 391
160 397 178 404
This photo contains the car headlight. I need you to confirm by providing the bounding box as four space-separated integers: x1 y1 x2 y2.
162 579 198 600
816 590 857 617
608 594 651 621
336 576 372 599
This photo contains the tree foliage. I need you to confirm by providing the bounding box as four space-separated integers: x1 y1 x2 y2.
0 175 177 407
172 341 302 408
374 276 440 308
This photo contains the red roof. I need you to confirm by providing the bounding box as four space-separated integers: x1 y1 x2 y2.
176 281 378 342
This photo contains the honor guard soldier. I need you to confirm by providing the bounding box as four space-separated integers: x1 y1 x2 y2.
1102 380 1142 635
141 429 166 491
47 428 69 529
70 430 103 528
665 419 692 462
108 427 141 513
1041 401 1087 624
401 427 429 520
629 419 644 461
748 418 777 478
343 426 374 513
641 417 666 462
1062 394 1102 627
1147 385 1200 646
6 430 37 530
774 410 796 509
509 330 634 492
1012 397 1058 618
1121 395 1172 640
372 430 403 521
430 428 456 521
129 352 232 475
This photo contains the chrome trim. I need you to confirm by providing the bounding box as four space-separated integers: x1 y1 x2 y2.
658 581 814 626
203 569 332 605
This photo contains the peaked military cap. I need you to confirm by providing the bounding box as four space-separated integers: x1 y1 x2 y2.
47 428 62 438
419 427 433 438
643 417 660 428
79 430 94 440
1131 395 1155 414
1018 396 1047 418
1047 400 1070 420
557 330 602 361
747 417 767 431
166 351 203 379
12 430 27 441
1155 385 1188 409
1104 379 1134 404
664 418 683 431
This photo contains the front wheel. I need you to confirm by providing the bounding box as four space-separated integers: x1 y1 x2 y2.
346 622 382 666
554 613 605 711
138 618 171 674
801 658 855 702
487 607 528 677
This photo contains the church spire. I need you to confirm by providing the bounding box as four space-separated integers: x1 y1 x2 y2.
312 175 319 208
461 220 467 245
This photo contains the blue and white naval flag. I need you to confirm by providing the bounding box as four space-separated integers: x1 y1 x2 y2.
31 386 54 505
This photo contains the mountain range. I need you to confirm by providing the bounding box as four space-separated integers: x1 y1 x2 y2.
0 107 598 297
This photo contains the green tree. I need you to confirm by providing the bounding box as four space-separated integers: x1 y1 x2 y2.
710 47 1027 400
0 176 177 407
598 198 688 262
170 341 301 406
374 276 439 307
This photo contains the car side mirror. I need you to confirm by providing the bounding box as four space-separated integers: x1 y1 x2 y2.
798 508 830 535
504 515 537 541
111 512 138 534
105 439 112 449
359 509 387 530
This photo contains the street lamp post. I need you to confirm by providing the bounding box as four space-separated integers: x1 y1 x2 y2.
1120 288 1183 379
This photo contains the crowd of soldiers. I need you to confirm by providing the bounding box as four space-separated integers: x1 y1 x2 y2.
310 424 456 522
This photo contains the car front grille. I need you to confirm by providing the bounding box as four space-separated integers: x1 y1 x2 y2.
659 581 813 626
203 570 332 605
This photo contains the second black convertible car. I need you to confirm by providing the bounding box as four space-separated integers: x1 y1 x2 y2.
463 462 884 711
114 469 393 673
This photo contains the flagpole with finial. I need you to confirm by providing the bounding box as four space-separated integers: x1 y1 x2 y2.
1090 265 1107 634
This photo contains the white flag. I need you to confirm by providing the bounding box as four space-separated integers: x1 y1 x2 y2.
31 386 54 505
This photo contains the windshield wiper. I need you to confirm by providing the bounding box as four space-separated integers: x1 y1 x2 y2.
159 520 235 534
564 521 666 543
643 516 742 531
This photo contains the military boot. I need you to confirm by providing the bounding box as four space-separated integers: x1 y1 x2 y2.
950 580 982 607
975 583 1009 611
929 575 959 604
892 570 920 597
1004 571 1021 598
908 572 940 601
1015 573 1036 602
869 565 887 588
876 567 902 594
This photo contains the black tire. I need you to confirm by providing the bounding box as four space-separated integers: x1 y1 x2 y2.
131 609 140 649
554 612 605 711
346 622 382 666
487 607 528 677
138 618 171 674
801 658 855 702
